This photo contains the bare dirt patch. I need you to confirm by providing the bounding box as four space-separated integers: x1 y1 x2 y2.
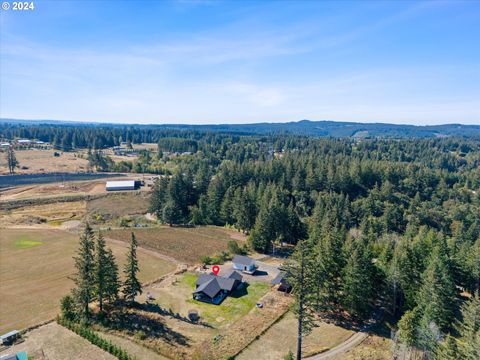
1 322 115 360
0 228 176 333
105 226 247 264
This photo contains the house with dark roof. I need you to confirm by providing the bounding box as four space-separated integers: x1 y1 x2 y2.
232 255 257 274
271 271 292 293
193 271 244 304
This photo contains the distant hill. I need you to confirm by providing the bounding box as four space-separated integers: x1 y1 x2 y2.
1 118 479 138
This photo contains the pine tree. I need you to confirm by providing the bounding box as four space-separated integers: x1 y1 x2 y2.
436 334 459 360
312 215 345 307
104 248 120 303
7 146 18 174
123 232 142 302
342 238 374 318
94 232 108 312
72 223 96 319
455 292 480 360
416 245 457 332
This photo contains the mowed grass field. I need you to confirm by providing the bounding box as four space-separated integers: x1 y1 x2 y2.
106 226 246 264
0 228 176 333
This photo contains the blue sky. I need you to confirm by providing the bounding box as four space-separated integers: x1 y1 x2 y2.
0 0 479 125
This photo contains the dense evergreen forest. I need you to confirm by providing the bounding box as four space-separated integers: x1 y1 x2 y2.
2 122 479 358
149 134 479 359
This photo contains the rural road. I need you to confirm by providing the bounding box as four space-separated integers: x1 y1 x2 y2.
305 331 368 359
305 309 384 360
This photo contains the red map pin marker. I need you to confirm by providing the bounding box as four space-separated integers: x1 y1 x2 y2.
212 265 220 276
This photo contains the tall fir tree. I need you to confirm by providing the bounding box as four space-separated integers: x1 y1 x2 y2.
455 292 480 360
284 240 316 360
72 223 96 319
342 237 374 318
104 248 120 303
94 232 108 312
123 232 142 302
416 244 457 332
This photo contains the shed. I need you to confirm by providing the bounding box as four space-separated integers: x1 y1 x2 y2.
232 255 257 274
105 180 136 191
271 271 292 293
0 352 28 360
0 330 20 345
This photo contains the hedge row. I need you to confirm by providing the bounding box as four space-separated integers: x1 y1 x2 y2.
57 317 137 360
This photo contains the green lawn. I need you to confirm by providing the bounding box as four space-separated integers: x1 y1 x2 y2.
15 235 43 249
183 273 270 327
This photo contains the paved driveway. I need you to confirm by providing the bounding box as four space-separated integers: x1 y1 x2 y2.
204 260 281 284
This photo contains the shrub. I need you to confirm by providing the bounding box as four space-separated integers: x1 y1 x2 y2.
60 295 77 321
134 330 147 340
56 317 136 360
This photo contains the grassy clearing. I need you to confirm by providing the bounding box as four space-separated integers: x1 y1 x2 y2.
237 311 355 360
106 226 246 264
187 280 270 326
0 228 176 333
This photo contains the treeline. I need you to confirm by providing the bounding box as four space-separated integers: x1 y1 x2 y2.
147 136 480 359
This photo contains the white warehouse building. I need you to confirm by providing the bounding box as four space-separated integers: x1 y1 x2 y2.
106 180 137 191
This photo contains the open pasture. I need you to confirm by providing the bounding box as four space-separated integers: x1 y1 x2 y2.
0 228 176 333
0 149 89 175
105 226 247 264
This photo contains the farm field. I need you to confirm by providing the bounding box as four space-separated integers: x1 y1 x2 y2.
0 149 89 175
106 226 247 264
0 228 176 333
1 322 115 360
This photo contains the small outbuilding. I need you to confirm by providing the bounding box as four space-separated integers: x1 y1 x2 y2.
105 180 137 191
271 271 292 293
232 255 257 274
0 330 20 345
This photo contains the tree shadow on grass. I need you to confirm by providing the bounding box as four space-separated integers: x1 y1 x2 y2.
134 302 213 328
105 308 191 346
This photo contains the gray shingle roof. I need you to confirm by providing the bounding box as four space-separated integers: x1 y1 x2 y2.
225 270 243 282
232 255 256 267
194 273 238 298
271 271 287 285
194 278 221 298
